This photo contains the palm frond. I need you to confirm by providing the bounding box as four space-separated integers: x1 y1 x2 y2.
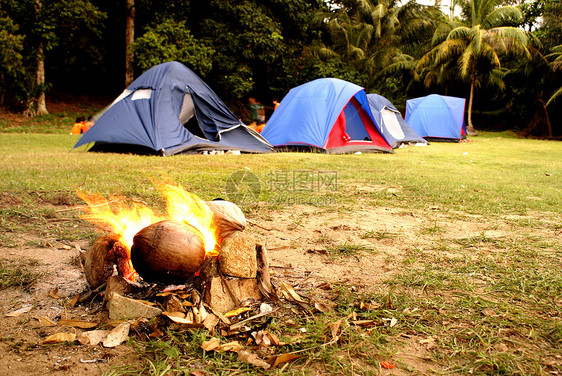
431 22 453 46
482 6 522 29
447 25 472 40
479 42 501 68
546 45 562 70
375 54 415 78
459 43 475 76
437 39 467 63
488 67 507 90
476 0 505 24
546 87 562 107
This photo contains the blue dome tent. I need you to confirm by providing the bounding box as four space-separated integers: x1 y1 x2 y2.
405 94 467 142
74 62 272 155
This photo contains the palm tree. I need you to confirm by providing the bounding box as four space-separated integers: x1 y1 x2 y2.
417 0 532 135
546 44 562 107
312 0 433 90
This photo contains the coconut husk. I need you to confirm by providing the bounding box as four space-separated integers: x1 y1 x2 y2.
206 200 247 241
84 234 121 289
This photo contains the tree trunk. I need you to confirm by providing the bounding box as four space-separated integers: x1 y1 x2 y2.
26 0 48 117
466 63 478 136
449 0 455 21
124 0 135 87
538 97 552 138
35 41 48 115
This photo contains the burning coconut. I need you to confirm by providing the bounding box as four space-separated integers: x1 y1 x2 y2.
78 181 271 314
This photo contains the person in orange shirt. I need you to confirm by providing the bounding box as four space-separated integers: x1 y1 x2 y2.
71 116 94 134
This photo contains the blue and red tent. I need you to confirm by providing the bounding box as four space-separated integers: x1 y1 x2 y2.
261 78 393 154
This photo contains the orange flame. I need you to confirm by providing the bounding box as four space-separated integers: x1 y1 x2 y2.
77 182 219 256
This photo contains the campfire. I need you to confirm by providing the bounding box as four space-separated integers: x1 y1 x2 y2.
78 181 272 315
68 181 334 369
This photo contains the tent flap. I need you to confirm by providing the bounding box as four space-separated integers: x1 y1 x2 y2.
367 94 426 148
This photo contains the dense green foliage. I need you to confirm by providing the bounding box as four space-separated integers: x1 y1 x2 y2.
417 0 532 134
0 0 560 136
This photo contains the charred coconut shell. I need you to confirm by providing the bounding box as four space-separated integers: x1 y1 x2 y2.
84 234 121 289
131 220 206 283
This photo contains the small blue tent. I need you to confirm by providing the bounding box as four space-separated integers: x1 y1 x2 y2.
74 62 272 155
367 94 426 148
405 94 466 142
261 78 393 154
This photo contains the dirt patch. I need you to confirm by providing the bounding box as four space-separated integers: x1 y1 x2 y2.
0 242 140 375
0 201 558 375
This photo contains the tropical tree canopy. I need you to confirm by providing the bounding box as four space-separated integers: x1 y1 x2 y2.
416 0 532 134
0 0 559 136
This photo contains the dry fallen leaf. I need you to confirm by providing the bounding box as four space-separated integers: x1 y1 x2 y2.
329 319 343 342
70 294 80 308
267 353 301 368
389 318 398 327
78 330 110 346
237 350 271 369
103 322 130 348
58 319 98 329
202 313 219 333
359 301 381 310
253 330 274 347
495 343 508 352
43 332 76 344
280 281 306 303
156 292 174 297
224 307 252 318
149 323 164 338
190 370 207 376
5 304 33 317
34 315 57 327
317 282 333 290
193 306 201 323
380 360 395 369
201 337 221 352
419 336 435 345
49 288 62 299
267 331 280 346
217 341 244 353
163 312 192 325
350 319 382 328
199 304 208 322
314 301 330 313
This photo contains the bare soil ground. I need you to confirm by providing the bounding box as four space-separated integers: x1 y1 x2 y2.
2 191 557 376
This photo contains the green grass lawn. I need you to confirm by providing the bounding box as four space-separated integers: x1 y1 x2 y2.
0 127 561 375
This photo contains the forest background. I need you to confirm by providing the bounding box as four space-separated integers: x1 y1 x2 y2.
0 0 561 137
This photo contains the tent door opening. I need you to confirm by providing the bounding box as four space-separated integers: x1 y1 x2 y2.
343 97 372 141
380 108 405 139
179 92 206 139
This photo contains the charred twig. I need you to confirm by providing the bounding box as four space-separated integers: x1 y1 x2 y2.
247 220 273 231
229 308 279 330
77 282 107 305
